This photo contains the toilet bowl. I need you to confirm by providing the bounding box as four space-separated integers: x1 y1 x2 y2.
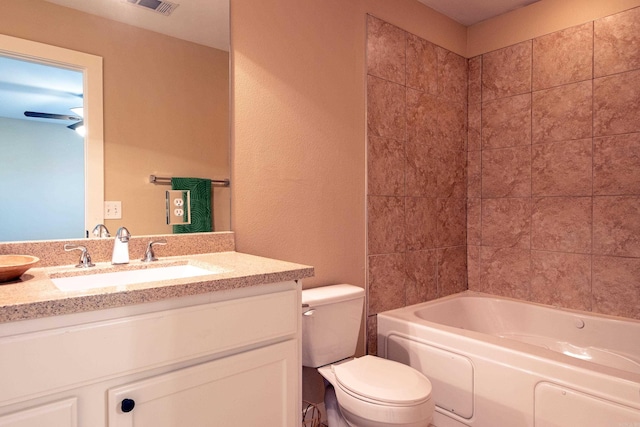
302 284 434 427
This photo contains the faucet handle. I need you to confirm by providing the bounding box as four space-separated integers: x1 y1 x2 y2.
141 239 167 262
92 224 110 238
64 244 95 268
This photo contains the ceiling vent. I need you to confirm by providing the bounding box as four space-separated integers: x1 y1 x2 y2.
126 0 179 16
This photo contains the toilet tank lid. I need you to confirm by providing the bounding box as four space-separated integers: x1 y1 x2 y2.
302 284 364 306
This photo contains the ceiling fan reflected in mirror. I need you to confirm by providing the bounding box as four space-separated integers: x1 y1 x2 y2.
24 107 85 136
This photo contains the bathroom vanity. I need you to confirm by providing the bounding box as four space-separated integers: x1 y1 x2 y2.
0 249 313 427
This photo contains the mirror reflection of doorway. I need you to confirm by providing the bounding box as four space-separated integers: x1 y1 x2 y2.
0 55 85 242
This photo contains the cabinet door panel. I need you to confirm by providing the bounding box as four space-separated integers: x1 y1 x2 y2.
108 340 298 427
0 398 77 427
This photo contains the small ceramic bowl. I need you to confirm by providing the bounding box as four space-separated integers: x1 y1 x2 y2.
0 255 40 283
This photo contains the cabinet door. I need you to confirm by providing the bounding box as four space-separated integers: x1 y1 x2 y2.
108 340 298 427
0 398 77 427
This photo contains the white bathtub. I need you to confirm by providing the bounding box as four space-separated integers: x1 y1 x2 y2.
377 291 640 427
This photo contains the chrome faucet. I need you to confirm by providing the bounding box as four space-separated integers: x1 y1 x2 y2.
141 239 167 262
111 227 131 265
64 244 95 268
92 224 110 238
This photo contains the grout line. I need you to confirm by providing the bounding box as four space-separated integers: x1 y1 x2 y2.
590 20 595 312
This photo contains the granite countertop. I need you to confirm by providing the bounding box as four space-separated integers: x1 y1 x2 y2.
0 251 314 323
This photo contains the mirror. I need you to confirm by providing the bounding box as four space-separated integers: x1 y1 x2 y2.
0 0 230 243
0 36 104 241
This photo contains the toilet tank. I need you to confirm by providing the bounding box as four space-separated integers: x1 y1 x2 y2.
301 284 365 368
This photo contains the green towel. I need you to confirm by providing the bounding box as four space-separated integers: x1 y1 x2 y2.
171 177 212 233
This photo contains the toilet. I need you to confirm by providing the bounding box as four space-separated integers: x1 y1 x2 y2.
302 284 434 427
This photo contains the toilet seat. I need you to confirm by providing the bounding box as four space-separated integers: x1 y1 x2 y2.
333 356 432 406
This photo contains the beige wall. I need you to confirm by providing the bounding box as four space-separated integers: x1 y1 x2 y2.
1 0 230 236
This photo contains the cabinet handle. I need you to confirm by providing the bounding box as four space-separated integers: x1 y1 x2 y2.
121 398 136 413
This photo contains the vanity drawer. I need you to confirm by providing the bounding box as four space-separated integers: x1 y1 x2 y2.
0 288 298 405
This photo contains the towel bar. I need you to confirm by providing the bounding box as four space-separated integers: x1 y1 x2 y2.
149 175 230 187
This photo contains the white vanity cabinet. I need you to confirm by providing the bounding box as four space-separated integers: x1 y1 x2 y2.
0 281 301 427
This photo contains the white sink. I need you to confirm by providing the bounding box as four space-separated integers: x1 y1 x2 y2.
51 264 224 291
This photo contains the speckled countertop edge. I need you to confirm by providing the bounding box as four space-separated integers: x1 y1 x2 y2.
0 251 314 323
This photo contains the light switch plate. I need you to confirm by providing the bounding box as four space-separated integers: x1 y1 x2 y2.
166 190 191 225
104 201 122 219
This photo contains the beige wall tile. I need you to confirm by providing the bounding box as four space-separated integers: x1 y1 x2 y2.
467 245 481 290
479 247 531 300
467 150 482 198
482 146 531 198
594 69 640 136
467 198 482 246
406 33 437 93
468 56 482 105
405 197 437 251
530 251 592 311
437 47 468 103
532 80 593 144
437 246 467 297
368 253 406 314
367 196 406 255
593 255 640 318
367 75 406 139
437 198 466 247
367 135 405 196
437 99 467 147
481 198 531 248
593 196 640 257
482 93 532 149
531 197 592 253
366 15 406 85
405 137 438 197
406 88 438 142
594 7 640 77
405 250 438 305
437 147 466 198
467 102 482 151
531 139 593 197
482 41 532 101
533 22 593 90
594 132 640 195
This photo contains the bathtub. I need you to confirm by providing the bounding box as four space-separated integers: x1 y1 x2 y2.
377 291 640 427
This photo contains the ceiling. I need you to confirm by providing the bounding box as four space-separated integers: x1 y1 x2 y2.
43 0 229 51
42 0 540 50
418 0 541 26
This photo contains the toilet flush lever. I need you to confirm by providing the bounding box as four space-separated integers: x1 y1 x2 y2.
302 304 315 316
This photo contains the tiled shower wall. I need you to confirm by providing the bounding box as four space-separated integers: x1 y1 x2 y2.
467 7 640 320
366 15 468 354
366 7 640 354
